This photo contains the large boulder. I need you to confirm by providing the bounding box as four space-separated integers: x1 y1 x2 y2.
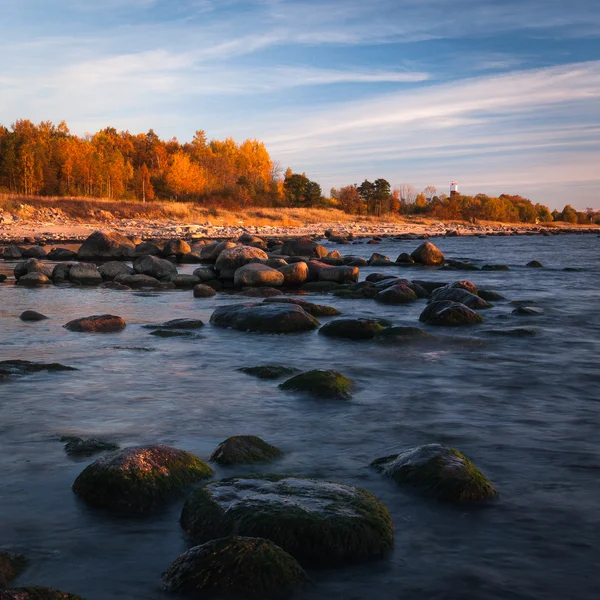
2 245 24 259
318 265 359 284
22 245 47 259
234 263 285 287
134 241 161 256
209 436 282 465
0 587 85 599
375 283 418 304
237 233 267 249
278 261 309 286
114 273 162 288
430 286 490 309
262 297 340 317
411 242 445 266
77 230 136 261
210 303 319 333
162 536 307 597
216 246 269 279
319 318 387 340
180 475 394 564
72 444 213 514
162 239 191 257
68 263 103 286
98 261 135 281
371 444 497 503
200 241 237 262
14 258 53 280
63 315 126 333
51 262 75 284
192 266 217 282
279 369 353 399
419 301 483 326
133 255 177 279
281 237 328 258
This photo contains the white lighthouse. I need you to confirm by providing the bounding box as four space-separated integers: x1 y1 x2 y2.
450 181 459 197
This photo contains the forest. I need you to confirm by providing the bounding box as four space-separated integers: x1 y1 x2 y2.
0 120 596 224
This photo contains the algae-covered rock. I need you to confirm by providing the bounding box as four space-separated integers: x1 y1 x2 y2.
0 587 86 600
238 365 300 380
209 436 282 465
279 369 353 399
319 318 386 340
180 475 394 564
0 552 27 587
163 536 308 596
419 301 483 326
371 443 497 503
63 315 126 333
72 444 213 514
262 297 340 317
210 303 319 334
60 435 119 458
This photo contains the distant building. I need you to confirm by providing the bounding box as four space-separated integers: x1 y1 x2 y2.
450 181 459 197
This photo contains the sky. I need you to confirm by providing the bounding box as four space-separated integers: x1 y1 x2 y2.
1 0 599 209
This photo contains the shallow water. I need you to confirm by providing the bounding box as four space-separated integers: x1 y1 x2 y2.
1 235 599 600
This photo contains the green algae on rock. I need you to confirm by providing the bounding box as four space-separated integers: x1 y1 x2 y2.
238 365 300 380
0 587 86 600
180 475 394 565
209 436 282 466
72 444 214 514
163 535 308 597
279 369 354 399
371 443 497 503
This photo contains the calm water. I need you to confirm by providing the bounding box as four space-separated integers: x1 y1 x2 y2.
0 235 599 600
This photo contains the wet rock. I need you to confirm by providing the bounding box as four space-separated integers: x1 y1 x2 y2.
450 280 478 295
234 263 284 287
210 436 282 465
318 265 359 284
396 253 415 264
63 315 126 333
278 261 309 286
366 273 396 284
170 274 201 288
411 242 445 266
143 318 204 330
193 284 217 298
0 586 85 599
162 536 307 596
200 241 237 262
0 360 76 380
346 257 369 267
319 318 387 340
526 260 543 268
300 281 343 292
371 443 497 503
512 306 544 316
375 326 432 342
262 297 340 317
0 551 27 587
203 280 223 291
482 264 509 271
375 283 418 304
369 253 390 264
15 272 52 286
133 255 177 280
162 239 191 258
180 475 393 564
192 266 217 282
281 237 328 258
72 444 213 514
216 246 269 279
411 280 448 295
22 245 47 259
279 369 353 399
68 263 102 286
485 328 538 337
19 310 48 321
2 245 24 260
430 286 491 309
47 248 78 261
332 281 378 300
51 262 74 284
149 330 202 339
239 287 282 297
60 435 119 457
77 230 136 261
14 258 53 280
419 301 483 326
210 303 319 333
99 281 131 291
238 365 300 379
478 290 506 301
134 241 161 256
114 273 162 288
98 261 135 281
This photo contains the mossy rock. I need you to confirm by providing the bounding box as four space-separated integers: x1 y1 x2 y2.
59 435 119 458
142 318 204 330
0 588 85 600
209 436 282 466
163 535 307 596
0 552 27 587
262 297 340 317
72 444 214 514
238 365 300 380
371 443 497 503
180 475 394 565
279 370 354 399
478 290 506 302
319 318 386 340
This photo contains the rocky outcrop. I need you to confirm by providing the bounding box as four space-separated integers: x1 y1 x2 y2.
77 230 136 261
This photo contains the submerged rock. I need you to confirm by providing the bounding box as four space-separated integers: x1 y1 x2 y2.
77 230 135 261
114 274 162 288
209 436 282 465
60 435 119 458
375 326 432 343
180 475 394 564
63 315 126 333
262 297 340 317
482 264 509 271
15 272 51 287
371 444 497 503
430 286 491 309
238 365 300 379
143 318 204 330
239 287 282 297
279 369 353 399
149 330 202 339
478 289 506 302
0 360 76 380
512 306 544 316
485 328 538 337
19 310 48 321
375 283 418 304
319 318 387 340
210 303 319 334
419 301 483 326
411 242 445 266
526 260 543 268
193 284 217 298
0 587 85 600
0 552 27 587
72 444 213 514
162 536 308 596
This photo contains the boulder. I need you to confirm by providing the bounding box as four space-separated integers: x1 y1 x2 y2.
63 315 126 333
318 265 359 284
19 310 48 321
450 280 478 295
22 245 47 259
72 444 213 514
192 266 217 282
375 283 418 304
210 303 319 333
98 261 135 281
526 260 543 268
411 242 445 266
133 255 177 279
234 263 285 287
2 245 24 259
216 246 269 279
482 264 509 271
14 258 53 280
134 241 162 256
238 365 300 379
369 253 390 264
193 284 217 298
171 274 201 288
200 241 237 262
319 318 387 340
0 552 27 588
68 263 103 285
430 286 490 309
15 272 51 286
419 301 483 326
371 444 497 503
396 252 415 264
262 297 340 317
142 318 204 330
478 290 506 301
51 262 75 283
346 257 369 267
162 536 307 597
278 261 309 286
114 274 162 288
60 435 119 458
209 436 282 465
237 234 267 249
162 239 191 257
412 280 448 294
0 274 6 283
77 230 136 261
0 587 85 600
281 237 328 258
300 281 343 292
180 475 393 564
279 369 353 399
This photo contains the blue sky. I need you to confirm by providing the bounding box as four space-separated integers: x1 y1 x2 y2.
1 0 599 209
